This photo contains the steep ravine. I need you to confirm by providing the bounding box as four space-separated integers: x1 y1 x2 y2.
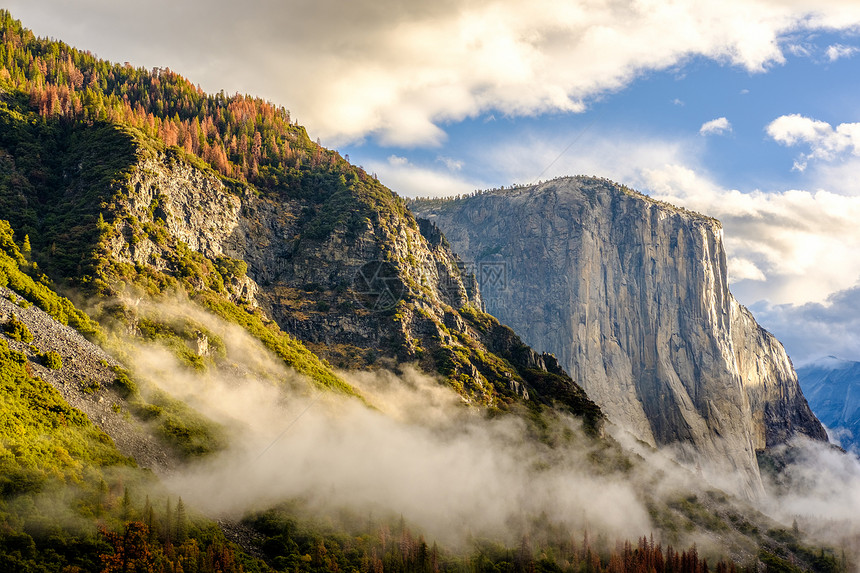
412 177 826 497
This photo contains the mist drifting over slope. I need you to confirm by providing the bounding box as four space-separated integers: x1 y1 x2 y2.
118 296 860 561
118 298 650 546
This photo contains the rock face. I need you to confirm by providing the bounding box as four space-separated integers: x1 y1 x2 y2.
797 357 860 451
101 153 602 424
412 176 826 496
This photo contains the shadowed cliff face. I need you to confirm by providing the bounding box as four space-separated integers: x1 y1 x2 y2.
412 176 826 497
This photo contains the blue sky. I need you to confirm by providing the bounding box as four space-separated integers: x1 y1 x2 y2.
7 0 860 363
344 34 860 196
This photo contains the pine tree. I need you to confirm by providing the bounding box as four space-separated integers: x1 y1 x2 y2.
175 497 188 543
121 487 132 522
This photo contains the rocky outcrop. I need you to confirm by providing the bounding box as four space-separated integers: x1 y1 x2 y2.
731 304 826 449
113 157 259 306
412 176 826 496
103 153 601 421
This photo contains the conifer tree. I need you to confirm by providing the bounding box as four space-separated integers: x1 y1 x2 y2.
175 497 188 543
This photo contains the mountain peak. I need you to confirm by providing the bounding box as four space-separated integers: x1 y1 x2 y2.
802 355 856 370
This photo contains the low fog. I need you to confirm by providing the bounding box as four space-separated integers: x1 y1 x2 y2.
759 437 860 562
119 297 860 560
121 299 650 547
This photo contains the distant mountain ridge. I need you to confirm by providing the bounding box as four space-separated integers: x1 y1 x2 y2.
797 356 860 451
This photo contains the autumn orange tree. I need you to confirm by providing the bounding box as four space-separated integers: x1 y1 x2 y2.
99 521 247 573
0 9 349 190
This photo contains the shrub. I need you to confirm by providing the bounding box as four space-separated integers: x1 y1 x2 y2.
112 366 139 399
40 350 62 370
80 379 100 393
3 313 33 342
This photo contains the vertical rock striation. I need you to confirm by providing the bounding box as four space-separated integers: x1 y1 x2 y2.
412 176 826 496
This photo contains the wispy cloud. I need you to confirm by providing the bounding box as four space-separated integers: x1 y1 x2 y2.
436 155 464 171
368 156 481 198
387 155 410 167
826 43 859 61
699 117 732 136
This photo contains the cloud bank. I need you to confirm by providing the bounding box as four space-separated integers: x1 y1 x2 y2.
9 0 860 146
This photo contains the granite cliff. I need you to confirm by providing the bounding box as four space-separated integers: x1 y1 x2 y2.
412 176 826 496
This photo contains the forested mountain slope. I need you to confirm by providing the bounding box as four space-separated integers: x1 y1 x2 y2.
0 10 600 425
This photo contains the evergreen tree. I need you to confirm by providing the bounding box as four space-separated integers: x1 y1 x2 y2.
176 497 188 543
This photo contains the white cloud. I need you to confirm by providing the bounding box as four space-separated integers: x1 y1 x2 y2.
728 257 767 282
699 117 732 136
387 154 410 167
642 164 860 306
10 0 860 146
826 43 859 61
368 156 482 198
767 114 860 170
388 155 409 167
751 287 860 363
806 156 860 195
